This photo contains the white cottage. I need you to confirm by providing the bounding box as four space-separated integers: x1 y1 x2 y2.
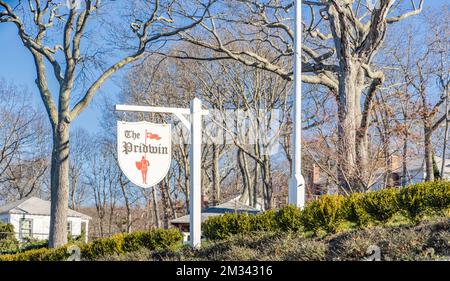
0 197 91 243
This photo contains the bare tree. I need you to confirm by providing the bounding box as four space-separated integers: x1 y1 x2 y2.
0 0 213 247
69 128 90 210
390 15 450 181
173 0 425 192
0 81 50 202
85 137 121 238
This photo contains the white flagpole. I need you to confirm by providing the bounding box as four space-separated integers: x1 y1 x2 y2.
189 98 202 248
288 0 305 209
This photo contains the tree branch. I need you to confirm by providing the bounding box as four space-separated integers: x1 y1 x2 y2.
387 0 424 23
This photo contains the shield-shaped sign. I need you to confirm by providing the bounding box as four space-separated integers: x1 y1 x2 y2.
117 121 171 188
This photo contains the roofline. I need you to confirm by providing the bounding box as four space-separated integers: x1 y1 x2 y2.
0 210 91 220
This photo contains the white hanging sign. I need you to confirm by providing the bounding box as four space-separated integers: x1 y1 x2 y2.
117 121 171 188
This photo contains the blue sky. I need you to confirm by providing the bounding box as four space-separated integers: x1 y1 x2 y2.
0 0 447 134
0 21 118 132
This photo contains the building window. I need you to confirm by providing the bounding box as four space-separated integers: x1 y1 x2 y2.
19 218 33 239
67 221 72 237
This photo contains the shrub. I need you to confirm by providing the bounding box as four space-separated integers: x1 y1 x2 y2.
203 213 252 240
275 205 302 232
203 215 229 240
122 232 143 252
362 188 399 223
0 222 19 253
301 195 345 234
0 228 182 261
342 193 370 227
151 228 184 251
250 210 277 232
81 233 125 259
425 180 450 212
0 222 15 240
19 240 48 252
0 246 69 261
399 183 431 221
399 181 450 221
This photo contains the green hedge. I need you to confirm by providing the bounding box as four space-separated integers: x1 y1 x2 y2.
301 194 345 234
203 181 450 240
361 188 400 222
342 193 370 227
399 181 450 221
203 213 253 240
202 207 300 240
0 228 182 261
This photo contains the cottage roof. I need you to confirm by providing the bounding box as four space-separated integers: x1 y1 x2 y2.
0 197 91 220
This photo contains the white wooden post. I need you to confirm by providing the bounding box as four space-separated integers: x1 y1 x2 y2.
189 98 202 248
288 0 306 209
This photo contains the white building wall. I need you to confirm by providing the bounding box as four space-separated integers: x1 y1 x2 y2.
7 214 85 242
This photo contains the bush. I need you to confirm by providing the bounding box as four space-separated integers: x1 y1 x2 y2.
399 181 450 221
81 229 183 260
122 232 144 252
0 228 183 261
203 213 252 240
399 183 431 221
275 205 302 232
151 228 184 251
362 188 399 223
0 246 69 261
201 181 450 240
342 193 370 227
425 180 450 212
203 206 303 240
301 195 345 234
18 240 48 252
81 233 125 260
250 210 277 232
0 222 15 240
0 222 19 253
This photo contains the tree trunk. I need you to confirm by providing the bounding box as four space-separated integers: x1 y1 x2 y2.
69 171 78 211
48 124 70 248
151 186 160 228
441 95 449 176
237 148 251 204
160 179 170 229
212 144 221 206
337 60 366 193
402 133 408 187
166 180 177 219
262 154 273 209
424 125 434 181
252 161 259 208
145 195 152 230
119 176 132 233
